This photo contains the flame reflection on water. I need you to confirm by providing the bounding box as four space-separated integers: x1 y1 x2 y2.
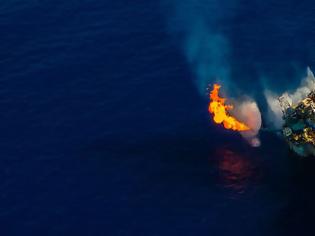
214 148 257 194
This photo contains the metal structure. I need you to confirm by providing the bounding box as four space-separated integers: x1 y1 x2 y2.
280 91 315 156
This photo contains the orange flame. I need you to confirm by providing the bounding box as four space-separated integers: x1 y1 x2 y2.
209 84 250 131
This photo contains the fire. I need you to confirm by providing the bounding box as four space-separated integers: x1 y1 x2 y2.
209 84 250 131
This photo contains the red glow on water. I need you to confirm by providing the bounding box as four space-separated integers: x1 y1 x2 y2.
216 148 255 193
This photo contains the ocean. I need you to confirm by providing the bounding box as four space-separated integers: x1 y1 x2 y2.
1 0 315 235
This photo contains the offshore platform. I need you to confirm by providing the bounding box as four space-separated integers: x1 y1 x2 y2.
279 73 315 156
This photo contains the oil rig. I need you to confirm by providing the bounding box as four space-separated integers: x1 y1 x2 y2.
279 72 315 156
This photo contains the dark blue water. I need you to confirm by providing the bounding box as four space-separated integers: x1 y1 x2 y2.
2 0 315 235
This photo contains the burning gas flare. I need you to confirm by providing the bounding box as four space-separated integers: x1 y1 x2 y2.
209 84 250 131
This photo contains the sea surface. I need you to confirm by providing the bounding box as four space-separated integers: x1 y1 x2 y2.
2 0 315 235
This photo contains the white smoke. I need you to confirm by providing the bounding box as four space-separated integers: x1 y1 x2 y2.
265 67 315 129
165 0 233 93
231 99 262 147
264 90 284 129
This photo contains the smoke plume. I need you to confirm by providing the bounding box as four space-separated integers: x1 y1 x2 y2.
231 99 262 147
165 0 262 146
